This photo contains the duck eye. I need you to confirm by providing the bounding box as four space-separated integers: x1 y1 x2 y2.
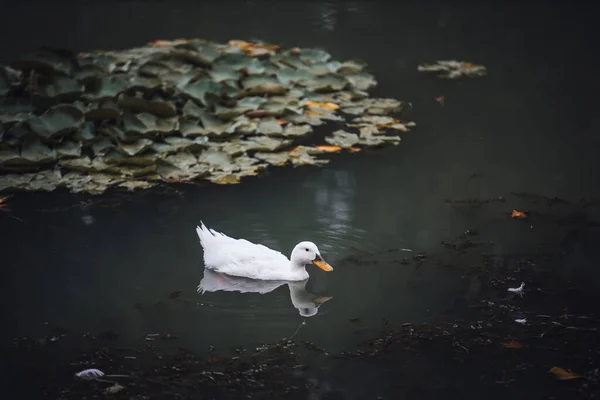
305 248 309 252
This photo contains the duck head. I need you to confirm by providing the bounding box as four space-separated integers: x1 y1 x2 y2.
290 241 333 272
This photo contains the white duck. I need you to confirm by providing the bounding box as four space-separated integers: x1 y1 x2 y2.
196 222 333 281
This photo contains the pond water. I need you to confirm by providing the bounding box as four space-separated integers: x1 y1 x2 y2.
1 0 600 397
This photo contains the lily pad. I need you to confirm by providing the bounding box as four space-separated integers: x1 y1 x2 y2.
239 76 287 97
91 137 115 156
163 136 207 152
117 138 154 156
324 130 359 148
257 117 284 135
178 76 221 107
117 93 177 118
343 72 377 91
84 100 121 121
36 76 83 101
212 53 266 75
10 48 75 76
122 112 178 139
179 116 207 137
306 74 348 92
28 104 85 139
282 124 312 137
84 74 129 100
418 60 487 79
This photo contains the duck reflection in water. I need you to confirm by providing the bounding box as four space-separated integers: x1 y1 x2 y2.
197 269 333 317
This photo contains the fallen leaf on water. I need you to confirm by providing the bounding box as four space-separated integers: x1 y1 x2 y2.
315 145 342 153
305 100 340 111
105 384 125 394
305 109 323 116
435 95 445 106
276 119 289 125
348 147 361 152
511 209 527 219
549 367 582 380
149 38 190 47
501 340 523 349
229 40 280 57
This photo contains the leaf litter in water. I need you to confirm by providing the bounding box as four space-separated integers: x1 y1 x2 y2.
418 60 487 79
549 367 583 381
0 38 414 194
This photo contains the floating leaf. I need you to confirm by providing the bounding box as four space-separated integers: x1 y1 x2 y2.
104 384 125 394
118 138 154 156
117 93 177 118
501 340 523 349
28 104 84 139
228 40 279 57
305 100 340 111
315 145 342 153
418 60 487 79
257 117 284 135
549 367 582 381
511 209 527 219
324 130 359 148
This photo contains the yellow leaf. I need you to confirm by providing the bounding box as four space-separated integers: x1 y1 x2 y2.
214 175 241 185
549 367 582 380
149 38 190 47
305 109 323 116
315 145 342 153
305 100 340 111
228 40 279 57
511 209 527 219
501 340 523 349
348 147 361 153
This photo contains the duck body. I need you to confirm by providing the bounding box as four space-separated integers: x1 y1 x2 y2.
196 222 333 281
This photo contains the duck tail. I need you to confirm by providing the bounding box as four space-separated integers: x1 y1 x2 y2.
196 221 214 248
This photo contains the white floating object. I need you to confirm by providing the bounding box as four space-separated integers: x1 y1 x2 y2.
75 368 105 380
508 282 525 294
515 318 527 324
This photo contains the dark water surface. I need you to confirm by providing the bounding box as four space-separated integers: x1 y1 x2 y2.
1 0 600 398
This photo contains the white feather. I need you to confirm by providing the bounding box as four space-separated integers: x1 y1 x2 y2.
75 368 105 379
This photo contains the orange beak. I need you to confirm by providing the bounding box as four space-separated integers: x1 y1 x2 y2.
312 254 333 272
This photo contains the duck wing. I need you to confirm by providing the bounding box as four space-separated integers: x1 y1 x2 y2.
196 222 290 279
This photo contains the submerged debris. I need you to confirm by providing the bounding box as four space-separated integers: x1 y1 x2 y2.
0 39 415 194
418 60 487 79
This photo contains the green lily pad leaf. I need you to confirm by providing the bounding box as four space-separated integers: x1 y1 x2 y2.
206 172 241 185
236 96 267 112
213 53 266 74
297 48 331 64
138 60 173 77
28 104 85 139
179 116 205 137
172 41 223 64
357 125 381 135
37 76 84 101
0 147 24 166
0 172 34 192
213 104 245 121
84 100 121 121
163 152 198 170
74 64 106 84
58 156 93 171
225 116 258 134
337 60 366 74
127 76 164 93
56 140 82 159
10 48 75 76
104 149 157 166
417 60 487 79
163 136 207 152
358 128 401 147
282 123 312 137
118 180 156 191
306 74 349 92
276 67 316 87
324 130 359 148
239 76 287 97
343 72 377 91
197 148 232 170
117 93 177 118
288 146 329 166
0 111 30 128
196 110 231 136
84 74 129 100
91 137 114 157
257 117 283 135
26 169 62 192
117 138 154 156
123 112 178 138
353 116 396 125
254 152 289 166
178 76 222 107
168 48 218 67
181 100 205 118
2 121 36 144
115 164 157 177
209 65 241 82
284 113 324 126
340 106 367 115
